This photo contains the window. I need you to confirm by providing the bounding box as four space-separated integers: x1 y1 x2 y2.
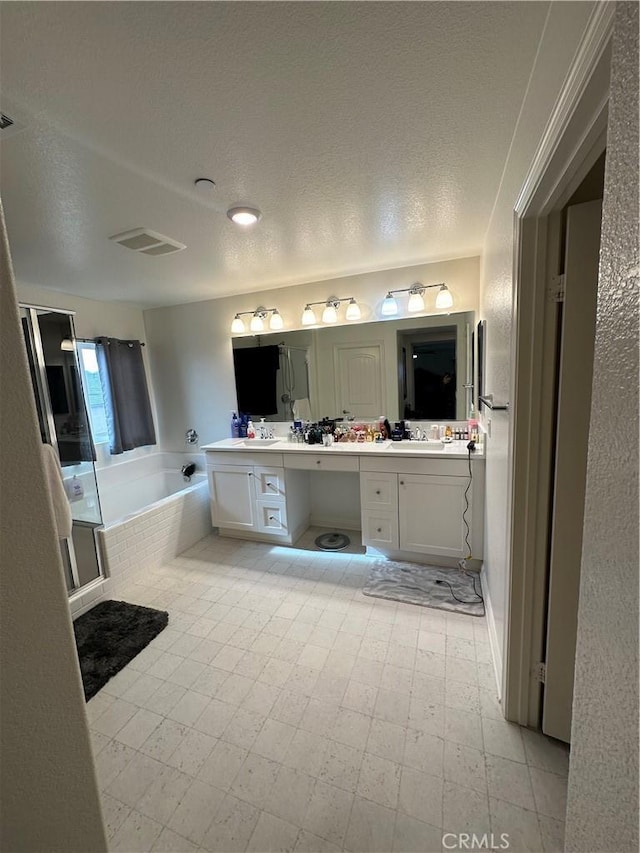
77 342 110 444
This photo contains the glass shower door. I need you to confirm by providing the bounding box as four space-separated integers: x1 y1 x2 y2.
20 306 104 592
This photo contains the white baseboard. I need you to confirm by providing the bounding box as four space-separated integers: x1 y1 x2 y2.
481 568 503 702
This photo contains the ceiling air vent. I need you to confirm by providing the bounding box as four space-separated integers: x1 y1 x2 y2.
109 228 186 256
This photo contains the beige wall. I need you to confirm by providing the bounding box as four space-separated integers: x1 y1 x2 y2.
145 256 479 448
565 4 639 850
0 206 107 851
478 1 596 684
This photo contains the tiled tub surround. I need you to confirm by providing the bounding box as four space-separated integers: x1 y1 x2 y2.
89 532 569 853
96 452 211 594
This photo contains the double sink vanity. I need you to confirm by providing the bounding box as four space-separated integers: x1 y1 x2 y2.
202 438 485 568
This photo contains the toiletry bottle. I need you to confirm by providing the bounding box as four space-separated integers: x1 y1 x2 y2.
239 415 248 438
247 419 256 439
231 412 240 439
259 417 267 439
445 424 452 440
468 408 479 442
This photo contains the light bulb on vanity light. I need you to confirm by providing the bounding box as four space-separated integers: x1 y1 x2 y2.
345 298 361 321
435 284 454 310
301 305 317 326
381 293 398 316
322 301 338 324
231 315 246 334
407 287 425 313
250 312 265 332
269 310 284 331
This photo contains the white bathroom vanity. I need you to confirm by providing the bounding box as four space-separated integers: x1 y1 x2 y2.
202 439 485 568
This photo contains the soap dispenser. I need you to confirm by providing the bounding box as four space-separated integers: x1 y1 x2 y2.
247 419 256 439
231 412 240 439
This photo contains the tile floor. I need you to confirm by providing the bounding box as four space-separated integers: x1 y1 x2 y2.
88 529 570 853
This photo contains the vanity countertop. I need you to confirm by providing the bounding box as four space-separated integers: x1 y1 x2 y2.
202 438 484 460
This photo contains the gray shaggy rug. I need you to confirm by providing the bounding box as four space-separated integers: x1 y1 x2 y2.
363 560 485 616
73 600 168 700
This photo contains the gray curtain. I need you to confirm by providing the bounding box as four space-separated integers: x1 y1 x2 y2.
95 337 156 455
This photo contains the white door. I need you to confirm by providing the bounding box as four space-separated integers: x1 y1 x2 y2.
398 474 470 558
543 200 602 742
334 344 384 419
208 465 256 530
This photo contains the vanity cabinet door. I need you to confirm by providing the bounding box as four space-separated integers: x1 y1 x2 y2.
398 474 471 558
208 465 256 530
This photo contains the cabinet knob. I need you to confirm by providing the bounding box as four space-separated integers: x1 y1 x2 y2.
248 472 253 477
316 460 321 465
267 482 274 488
375 490 381 495
269 516 277 521
399 480 404 485
377 527 382 533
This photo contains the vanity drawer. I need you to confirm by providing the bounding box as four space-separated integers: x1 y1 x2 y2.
284 453 359 472
360 472 398 511
255 500 288 535
205 451 284 467
360 456 471 477
361 510 399 550
253 467 286 501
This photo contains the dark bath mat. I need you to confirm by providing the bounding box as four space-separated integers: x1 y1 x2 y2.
363 559 485 616
73 600 168 701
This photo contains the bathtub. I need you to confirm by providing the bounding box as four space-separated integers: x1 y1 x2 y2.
94 451 211 591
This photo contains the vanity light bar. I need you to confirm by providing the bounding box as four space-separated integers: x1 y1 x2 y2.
230 306 283 334
381 282 453 316
300 296 361 326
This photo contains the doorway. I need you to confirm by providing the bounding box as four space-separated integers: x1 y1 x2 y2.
504 31 611 733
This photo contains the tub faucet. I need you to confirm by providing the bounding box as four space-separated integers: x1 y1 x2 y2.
185 428 199 445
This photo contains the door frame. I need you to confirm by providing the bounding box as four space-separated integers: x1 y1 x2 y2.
504 3 614 726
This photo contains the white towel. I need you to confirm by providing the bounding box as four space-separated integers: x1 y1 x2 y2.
293 398 312 422
41 443 73 540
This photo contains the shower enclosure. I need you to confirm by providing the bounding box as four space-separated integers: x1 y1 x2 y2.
20 305 104 594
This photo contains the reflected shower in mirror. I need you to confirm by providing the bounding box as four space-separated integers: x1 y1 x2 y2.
231 312 475 422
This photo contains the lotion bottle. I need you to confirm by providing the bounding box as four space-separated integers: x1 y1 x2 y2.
247 419 256 439
231 412 240 438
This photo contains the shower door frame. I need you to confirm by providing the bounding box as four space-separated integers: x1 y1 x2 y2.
20 303 103 593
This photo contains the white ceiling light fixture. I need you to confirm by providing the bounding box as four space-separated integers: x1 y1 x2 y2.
230 306 282 334
381 293 399 316
301 305 317 326
381 282 452 317
435 284 454 310
227 205 262 226
60 337 75 352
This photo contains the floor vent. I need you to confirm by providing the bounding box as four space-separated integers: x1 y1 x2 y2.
109 228 186 256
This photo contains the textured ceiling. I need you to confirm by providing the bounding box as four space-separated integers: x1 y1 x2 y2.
0 1 549 305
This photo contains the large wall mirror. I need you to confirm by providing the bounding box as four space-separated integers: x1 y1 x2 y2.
232 312 475 422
